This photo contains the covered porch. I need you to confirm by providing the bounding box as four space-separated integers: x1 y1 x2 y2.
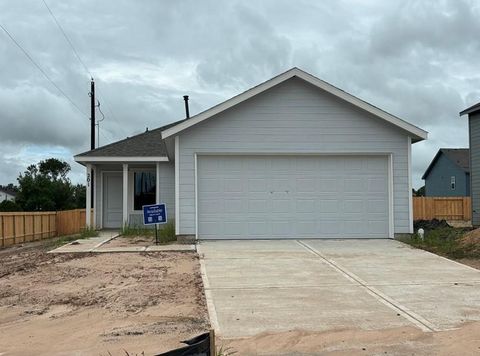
78 158 175 230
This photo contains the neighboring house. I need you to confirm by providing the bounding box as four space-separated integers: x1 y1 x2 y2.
422 149 470 197
75 67 428 239
461 102 480 226
0 188 16 202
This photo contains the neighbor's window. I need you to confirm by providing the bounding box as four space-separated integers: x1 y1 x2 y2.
134 172 156 210
451 176 456 190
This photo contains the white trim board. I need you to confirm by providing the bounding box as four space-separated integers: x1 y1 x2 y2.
74 156 169 163
162 67 428 142
407 136 413 233
388 153 394 239
175 136 180 235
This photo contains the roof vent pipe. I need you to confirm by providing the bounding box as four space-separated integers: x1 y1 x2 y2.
183 95 190 119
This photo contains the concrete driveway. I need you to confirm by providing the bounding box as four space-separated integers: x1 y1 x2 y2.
198 239 480 338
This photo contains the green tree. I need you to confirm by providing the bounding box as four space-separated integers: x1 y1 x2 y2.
16 158 76 211
415 186 425 197
0 200 23 212
72 184 86 209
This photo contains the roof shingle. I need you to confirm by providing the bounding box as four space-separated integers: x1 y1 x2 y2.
75 119 185 158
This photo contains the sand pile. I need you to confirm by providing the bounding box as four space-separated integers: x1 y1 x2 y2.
459 228 480 253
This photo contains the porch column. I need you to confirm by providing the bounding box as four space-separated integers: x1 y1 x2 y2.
156 162 161 204
85 163 92 227
122 163 128 227
92 165 97 228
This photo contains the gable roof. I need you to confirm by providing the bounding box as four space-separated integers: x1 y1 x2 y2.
460 101 480 116
74 120 185 162
0 188 16 197
161 67 428 142
422 148 470 179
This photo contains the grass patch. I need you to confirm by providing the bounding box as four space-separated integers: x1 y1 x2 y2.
400 225 479 259
122 220 176 244
157 220 176 244
80 226 98 238
122 224 154 237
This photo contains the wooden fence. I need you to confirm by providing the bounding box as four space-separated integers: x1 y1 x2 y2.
0 209 93 248
413 197 471 221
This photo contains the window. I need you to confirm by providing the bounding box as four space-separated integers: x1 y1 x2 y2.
134 172 156 210
451 176 456 190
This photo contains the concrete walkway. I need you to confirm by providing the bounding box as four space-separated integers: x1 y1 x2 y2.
50 231 195 253
198 239 480 338
50 230 120 253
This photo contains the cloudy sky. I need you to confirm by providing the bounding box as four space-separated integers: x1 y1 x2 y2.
0 0 479 188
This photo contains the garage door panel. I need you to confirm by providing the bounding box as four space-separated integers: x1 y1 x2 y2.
248 178 267 192
198 155 389 239
318 178 338 192
345 178 367 192
224 199 243 213
344 200 364 213
272 221 293 236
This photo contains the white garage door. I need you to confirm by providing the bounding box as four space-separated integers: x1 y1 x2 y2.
197 155 389 239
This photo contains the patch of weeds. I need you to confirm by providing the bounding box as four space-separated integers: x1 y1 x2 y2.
80 226 98 238
122 224 154 237
402 225 477 259
47 234 84 248
157 220 176 244
122 221 176 244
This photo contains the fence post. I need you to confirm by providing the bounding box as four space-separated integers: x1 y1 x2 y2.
209 329 215 356
1 215 3 248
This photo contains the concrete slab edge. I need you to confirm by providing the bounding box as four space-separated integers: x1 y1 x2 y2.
89 233 121 252
197 244 221 335
395 240 480 273
297 240 438 332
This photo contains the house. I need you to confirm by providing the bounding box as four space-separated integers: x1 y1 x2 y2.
0 188 16 202
460 102 480 226
421 149 470 197
75 67 428 239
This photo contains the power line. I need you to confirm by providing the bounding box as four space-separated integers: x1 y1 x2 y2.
40 0 126 136
41 0 92 78
0 22 88 117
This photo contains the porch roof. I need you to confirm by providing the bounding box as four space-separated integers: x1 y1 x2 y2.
74 120 185 164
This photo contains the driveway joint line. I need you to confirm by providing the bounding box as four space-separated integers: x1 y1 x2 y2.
296 240 438 332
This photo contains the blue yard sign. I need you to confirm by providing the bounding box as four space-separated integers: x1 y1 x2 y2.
142 203 167 225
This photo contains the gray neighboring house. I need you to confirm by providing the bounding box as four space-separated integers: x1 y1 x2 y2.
75 67 428 239
422 149 470 197
0 188 16 202
461 102 480 226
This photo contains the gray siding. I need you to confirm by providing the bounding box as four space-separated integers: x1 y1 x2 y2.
177 77 412 235
469 113 480 226
424 154 469 197
93 163 175 229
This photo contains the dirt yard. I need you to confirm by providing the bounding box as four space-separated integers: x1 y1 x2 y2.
224 322 480 355
102 235 158 248
0 243 209 355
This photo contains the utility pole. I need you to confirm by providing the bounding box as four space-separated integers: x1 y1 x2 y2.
89 79 95 209
90 79 95 150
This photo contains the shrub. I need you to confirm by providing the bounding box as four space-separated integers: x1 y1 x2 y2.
0 200 23 212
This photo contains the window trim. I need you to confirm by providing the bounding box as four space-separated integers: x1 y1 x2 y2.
450 176 456 190
132 169 157 212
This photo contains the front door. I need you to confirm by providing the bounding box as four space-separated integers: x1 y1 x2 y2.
103 172 123 228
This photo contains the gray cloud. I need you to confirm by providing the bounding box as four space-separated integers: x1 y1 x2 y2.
0 0 478 189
